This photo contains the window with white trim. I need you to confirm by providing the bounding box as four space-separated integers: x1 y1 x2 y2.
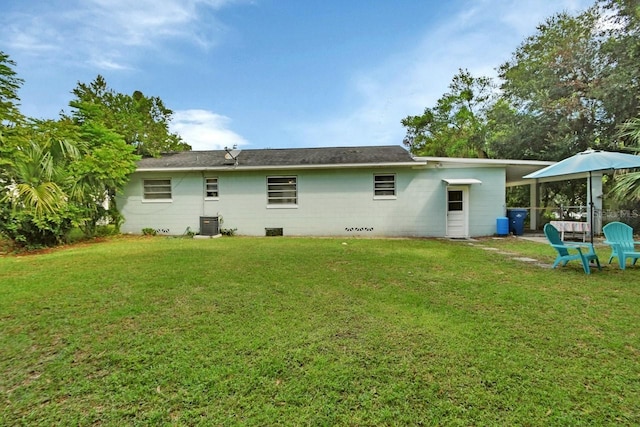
205 177 219 198
267 176 297 205
143 179 172 200
374 174 396 197
448 190 463 211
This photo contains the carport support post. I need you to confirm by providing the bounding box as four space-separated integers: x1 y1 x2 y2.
529 180 539 231
588 172 603 236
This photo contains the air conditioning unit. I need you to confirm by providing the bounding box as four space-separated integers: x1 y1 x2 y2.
200 216 219 236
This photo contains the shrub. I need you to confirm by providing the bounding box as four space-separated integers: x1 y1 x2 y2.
0 204 78 249
142 228 157 236
95 225 118 237
220 228 237 236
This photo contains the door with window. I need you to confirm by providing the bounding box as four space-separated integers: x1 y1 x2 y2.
446 187 468 238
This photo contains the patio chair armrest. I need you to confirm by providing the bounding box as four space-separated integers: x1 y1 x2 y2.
550 243 584 252
602 240 640 246
604 241 625 253
570 242 595 249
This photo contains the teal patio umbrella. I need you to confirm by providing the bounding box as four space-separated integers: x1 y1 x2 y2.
524 149 640 243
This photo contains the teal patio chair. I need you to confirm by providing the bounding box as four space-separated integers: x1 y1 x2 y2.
544 223 601 274
602 221 640 270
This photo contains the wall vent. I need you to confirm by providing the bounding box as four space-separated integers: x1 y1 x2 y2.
265 227 283 237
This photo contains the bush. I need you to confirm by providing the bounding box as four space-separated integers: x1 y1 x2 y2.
95 225 118 237
0 204 77 249
220 228 237 236
142 228 157 236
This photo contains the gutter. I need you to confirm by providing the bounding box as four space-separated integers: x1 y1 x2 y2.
135 161 427 173
414 157 554 167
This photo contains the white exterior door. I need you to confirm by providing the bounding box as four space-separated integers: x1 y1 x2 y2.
446 186 468 238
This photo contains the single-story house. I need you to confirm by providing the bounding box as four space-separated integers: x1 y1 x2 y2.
116 145 550 238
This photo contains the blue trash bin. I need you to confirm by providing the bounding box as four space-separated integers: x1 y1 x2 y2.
496 217 509 236
507 209 528 236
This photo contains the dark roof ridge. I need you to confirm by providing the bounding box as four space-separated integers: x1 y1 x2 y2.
155 144 406 154
137 145 418 170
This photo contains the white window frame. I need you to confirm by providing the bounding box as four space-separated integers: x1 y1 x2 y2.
374 174 396 199
448 189 464 212
205 177 219 199
143 178 172 202
267 176 298 208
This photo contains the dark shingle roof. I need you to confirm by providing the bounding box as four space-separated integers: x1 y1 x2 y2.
136 145 419 170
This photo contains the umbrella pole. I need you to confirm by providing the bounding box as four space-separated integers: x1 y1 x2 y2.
589 171 594 245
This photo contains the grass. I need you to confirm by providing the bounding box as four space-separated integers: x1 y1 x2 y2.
1 236 639 425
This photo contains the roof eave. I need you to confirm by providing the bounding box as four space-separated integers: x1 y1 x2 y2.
135 161 426 173
414 156 554 167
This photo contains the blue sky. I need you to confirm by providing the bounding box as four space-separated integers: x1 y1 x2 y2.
2 0 592 151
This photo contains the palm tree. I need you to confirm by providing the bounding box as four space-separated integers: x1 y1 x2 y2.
7 143 67 216
611 116 640 201
4 120 83 213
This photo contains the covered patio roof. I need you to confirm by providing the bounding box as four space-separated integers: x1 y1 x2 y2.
414 156 553 186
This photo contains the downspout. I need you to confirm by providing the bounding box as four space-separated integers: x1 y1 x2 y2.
201 171 206 218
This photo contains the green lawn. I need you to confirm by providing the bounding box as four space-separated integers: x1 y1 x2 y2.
1 236 639 425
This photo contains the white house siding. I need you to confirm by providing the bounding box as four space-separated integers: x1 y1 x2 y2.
116 172 204 236
117 165 506 237
471 168 507 236
431 166 507 236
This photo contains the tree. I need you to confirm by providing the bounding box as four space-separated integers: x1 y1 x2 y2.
488 1 640 210
484 98 548 160
610 115 640 201
0 52 74 247
0 120 84 246
0 51 25 179
68 75 190 157
1 115 139 246
496 9 607 161
493 1 640 161
65 111 138 236
0 51 23 126
402 69 496 158
1 62 142 247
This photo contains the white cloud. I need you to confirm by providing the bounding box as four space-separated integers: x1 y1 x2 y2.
3 21 61 54
288 0 593 148
171 109 248 151
1 0 248 71
86 0 200 46
90 57 132 71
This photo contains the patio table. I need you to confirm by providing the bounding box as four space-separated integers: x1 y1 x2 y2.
550 220 590 242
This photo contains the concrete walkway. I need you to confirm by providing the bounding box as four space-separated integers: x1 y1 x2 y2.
458 234 606 270
464 238 552 269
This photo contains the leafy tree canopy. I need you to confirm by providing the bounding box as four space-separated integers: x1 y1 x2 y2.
403 0 640 163
0 51 25 177
1 55 187 248
67 75 191 157
0 51 23 127
496 4 639 161
402 69 496 158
